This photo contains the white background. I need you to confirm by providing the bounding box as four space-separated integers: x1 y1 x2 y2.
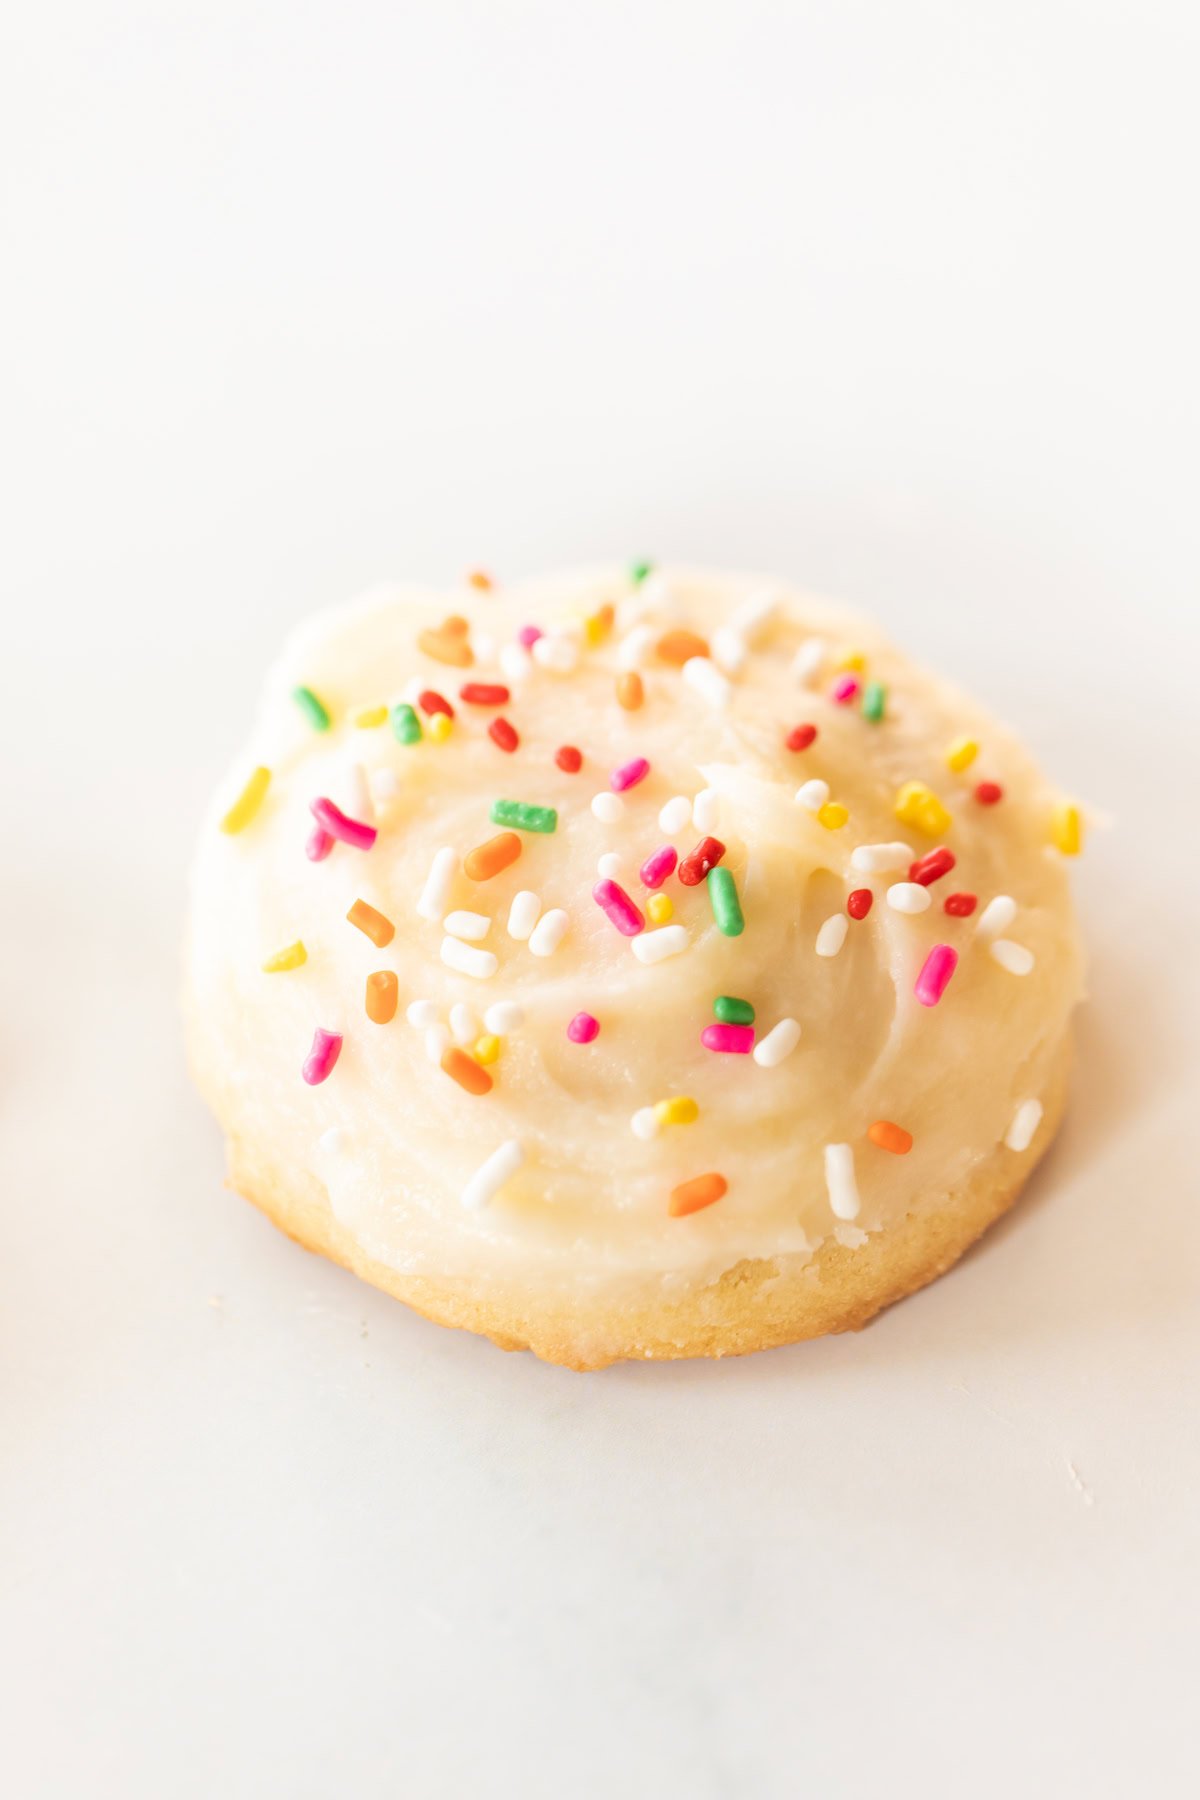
3 4 1198 1796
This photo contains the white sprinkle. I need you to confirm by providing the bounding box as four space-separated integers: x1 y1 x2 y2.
1005 1097 1044 1151
816 914 849 957
631 1106 660 1141
753 1018 802 1067
473 631 497 663
592 791 625 824
792 637 826 684
990 938 1035 976
507 890 541 940
461 1138 525 1211
886 882 932 915
631 924 688 964
728 587 778 642
417 845 457 922
440 937 498 980
444 909 491 942
659 794 692 835
617 623 656 669
528 908 569 957
692 787 721 832
532 632 579 673
851 841 913 873
484 1001 524 1034
824 1143 860 1219
340 761 374 825
449 1002 478 1045
597 852 624 881
682 655 732 710
711 627 747 676
424 1023 451 1063
499 641 533 684
977 894 1017 937
318 1127 349 1155
795 778 830 813
406 999 440 1029
401 676 424 705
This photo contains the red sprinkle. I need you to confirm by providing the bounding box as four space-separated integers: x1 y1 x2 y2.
909 846 956 887
786 722 818 752
678 836 726 886
460 682 510 706
418 688 454 718
975 781 1004 805
847 888 873 920
555 745 583 773
489 717 519 753
943 891 978 917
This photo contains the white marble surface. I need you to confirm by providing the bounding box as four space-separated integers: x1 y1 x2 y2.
2 4 1198 1795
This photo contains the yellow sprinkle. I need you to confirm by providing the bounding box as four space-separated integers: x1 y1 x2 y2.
654 1095 699 1126
818 801 849 830
1051 801 1083 856
946 735 978 773
354 704 388 729
220 766 270 834
833 648 866 672
473 1034 501 1064
894 780 952 837
647 892 674 924
427 711 453 743
262 940 307 973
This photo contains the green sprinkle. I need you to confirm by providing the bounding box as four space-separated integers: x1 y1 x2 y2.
293 686 332 731
714 995 755 1025
707 865 744 937
862 680 886 723
391 702 422 745
490 799 558 834
629 559 654 585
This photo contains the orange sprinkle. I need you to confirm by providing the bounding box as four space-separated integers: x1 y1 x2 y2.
442 614 470 636
418 628 474 668
365 970 398 1024
347 898 395 947
616 670 644 710
440 1046 494 1096
466 571 493 591
669 1172 728 1217
656 628 709 667
463 830 522 881
868 1120 913 1155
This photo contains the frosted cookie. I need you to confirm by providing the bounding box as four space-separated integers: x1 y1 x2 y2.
185 566 1086 1368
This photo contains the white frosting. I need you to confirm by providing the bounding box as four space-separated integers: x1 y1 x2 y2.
188 566 1083 1301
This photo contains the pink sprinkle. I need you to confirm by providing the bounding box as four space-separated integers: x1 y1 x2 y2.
639 844 678 890
517 624 544 648
610 756 651 794
914 944 958 1007
306 825 335 862
310 796 377 851
302 1026 342 1085
701 1023 756 1055
567 1011 600 1044
592 878 645 937
831 674 860 704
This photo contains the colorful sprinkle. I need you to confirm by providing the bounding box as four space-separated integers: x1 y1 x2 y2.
489 717 519 753
909 846 956 887
301 1027 342 1086
656 628 708 666
441 1046 493 1096
847 888 873 920
989 938 1035 975
868 1119 912 1155
616 671 644 711
640 844 678 889
528 908 569 957
1052 801 1083 855
507 890 541 941
631 924 688 964
647 893 674 924
1005 1098 1043 1152
440 937 499 979
824 1143 860 1219
975 780 1003 806
831 673 860 704
946 736 978 773
752 1018 801 1067
489 799 557 834
706 865 745 937
861 680 886 722
461 682 510 706
474 1034 501 1064
943 891 978 917
914 944 958 1006
347 898 395 946
555 745 583 772
391 702 422 745
894 781 952 837
354 705 388 729
220 766 271 835
701 1021 754 1054
292 686 332 731
306 825 334 861
786 723 818 752
816 914 848 957
262 940 307 972
310 796 377 851
678 836 725 886
714 995 755 1024
610 756 650 793
418 688 454 719
365 970 398 1024
567 1011 600 1044
817 801 848 830
444 910 491 942
428 711 453 743
593 878 644 937
418 627 473 668
461 1138 524 1210
655 1095 698 1126
464 831 522 881
629 559 654 584
668 1172 727 1217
